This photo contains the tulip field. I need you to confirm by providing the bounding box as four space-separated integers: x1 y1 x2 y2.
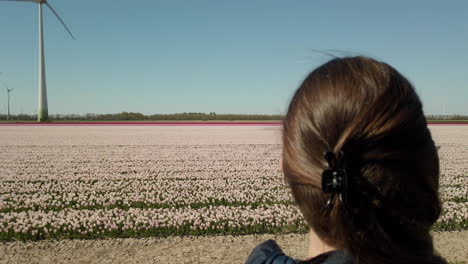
0 125 467 241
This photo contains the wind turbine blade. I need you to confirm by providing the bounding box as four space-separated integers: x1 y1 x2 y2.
45 2 75 40
0 0 39 3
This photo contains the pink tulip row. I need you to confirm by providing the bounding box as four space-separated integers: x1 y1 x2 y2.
0 201 464 238
0 204 305 236
438 202 468 230
0 184 293 212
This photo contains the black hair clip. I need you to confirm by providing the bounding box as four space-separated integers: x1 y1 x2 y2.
321 151 348 215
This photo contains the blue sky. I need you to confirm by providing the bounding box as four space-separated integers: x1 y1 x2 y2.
0 0 467 115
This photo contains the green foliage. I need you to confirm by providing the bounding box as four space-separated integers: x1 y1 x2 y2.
0 112 285 121
0 223 308 242
433 220 468 232
426 115 468 121
2 112 468 122
0 199 295 214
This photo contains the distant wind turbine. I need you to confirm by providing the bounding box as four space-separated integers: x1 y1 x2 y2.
5 84 14 121
443 103 447 120
0 0 74 122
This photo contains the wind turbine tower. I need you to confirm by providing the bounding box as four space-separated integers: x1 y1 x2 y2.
1 0 74 122
5 85 14 121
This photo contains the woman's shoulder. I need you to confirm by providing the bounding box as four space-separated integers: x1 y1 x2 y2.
245 240 354 264
245 239 297 264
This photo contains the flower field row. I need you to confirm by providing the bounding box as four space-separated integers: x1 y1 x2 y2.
0 204 307 241
0 126 467 241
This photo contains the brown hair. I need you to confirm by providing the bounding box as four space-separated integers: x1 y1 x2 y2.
282 56 446 264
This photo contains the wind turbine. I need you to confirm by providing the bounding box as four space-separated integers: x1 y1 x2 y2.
5 84 14 121
0 0 74 122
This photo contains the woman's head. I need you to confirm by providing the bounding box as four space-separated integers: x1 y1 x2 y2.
282 56 444 264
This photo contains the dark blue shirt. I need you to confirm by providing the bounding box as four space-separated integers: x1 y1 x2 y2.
246 240 354 264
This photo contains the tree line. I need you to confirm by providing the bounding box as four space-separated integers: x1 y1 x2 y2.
0 112 283 121
0 112 467 121
425 115 468 121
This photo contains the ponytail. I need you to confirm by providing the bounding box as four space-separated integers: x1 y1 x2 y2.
283 56 446 264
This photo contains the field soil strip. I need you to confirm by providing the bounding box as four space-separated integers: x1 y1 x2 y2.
1 232 467 264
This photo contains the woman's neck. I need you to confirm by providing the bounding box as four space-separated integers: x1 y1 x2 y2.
307 229 338 259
